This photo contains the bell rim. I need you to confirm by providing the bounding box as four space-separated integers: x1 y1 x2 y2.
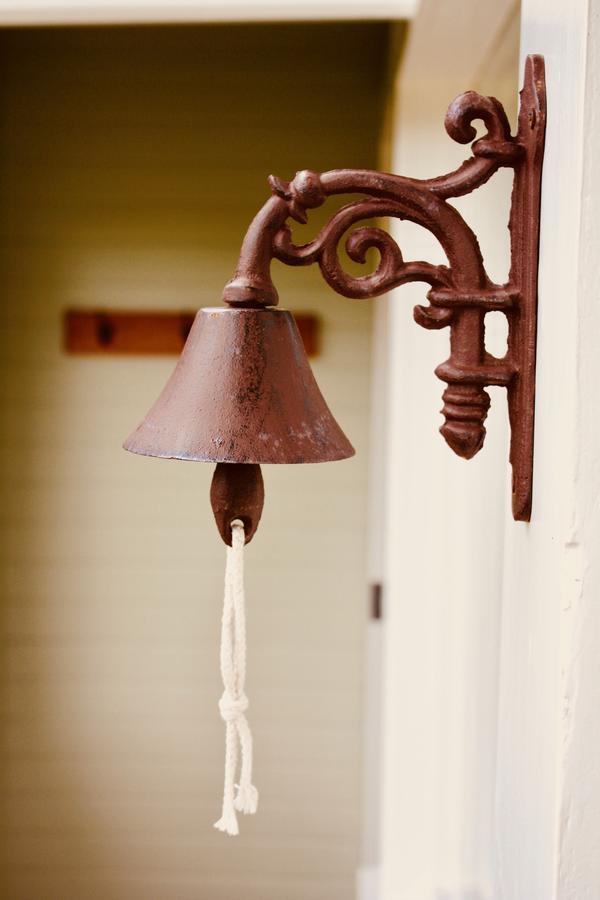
122 441 356 464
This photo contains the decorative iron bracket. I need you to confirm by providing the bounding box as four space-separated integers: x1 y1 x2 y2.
221 55 546 521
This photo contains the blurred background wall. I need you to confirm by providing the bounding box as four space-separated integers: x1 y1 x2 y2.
0 23 387 899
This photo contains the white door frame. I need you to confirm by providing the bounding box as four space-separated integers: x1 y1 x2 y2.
496 1 600 897
0 0 417 25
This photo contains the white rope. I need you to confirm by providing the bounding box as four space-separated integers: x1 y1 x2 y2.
214 519 258 836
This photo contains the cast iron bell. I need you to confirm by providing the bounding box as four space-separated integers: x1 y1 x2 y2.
124 306 354 543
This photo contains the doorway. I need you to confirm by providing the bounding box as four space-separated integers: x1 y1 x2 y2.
0 23 387 900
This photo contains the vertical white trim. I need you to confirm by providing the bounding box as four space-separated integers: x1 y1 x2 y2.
494 2 600 898
357 278 390 898
558 5 600 893
357 863 382 900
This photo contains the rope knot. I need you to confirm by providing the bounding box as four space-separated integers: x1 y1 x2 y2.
218 691 249 723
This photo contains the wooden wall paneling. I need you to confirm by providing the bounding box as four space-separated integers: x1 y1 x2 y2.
0 23 384 900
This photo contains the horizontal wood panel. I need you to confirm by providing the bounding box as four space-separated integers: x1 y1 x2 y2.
63 309 320 355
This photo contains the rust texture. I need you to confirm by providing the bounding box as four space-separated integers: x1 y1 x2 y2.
124 306 352 544
123 307 354 464
220 55 546 521
210 463 264 545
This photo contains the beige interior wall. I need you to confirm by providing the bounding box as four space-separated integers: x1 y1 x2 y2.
0 23 386 900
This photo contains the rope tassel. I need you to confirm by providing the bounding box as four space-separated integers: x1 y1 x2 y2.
214 519 258 836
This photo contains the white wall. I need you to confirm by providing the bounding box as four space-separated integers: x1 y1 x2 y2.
495 1 600 897
380 1 600 899
0 24 382 900
377 2 520 898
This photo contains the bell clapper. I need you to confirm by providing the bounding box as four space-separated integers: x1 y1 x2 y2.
209 462 265 546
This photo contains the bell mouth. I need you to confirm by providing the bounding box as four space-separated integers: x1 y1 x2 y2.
124 306 355 465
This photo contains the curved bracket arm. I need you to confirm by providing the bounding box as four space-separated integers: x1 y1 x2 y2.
221 55 546 522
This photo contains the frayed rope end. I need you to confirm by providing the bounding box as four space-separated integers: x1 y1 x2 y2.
235 783 259 815
214 809 239 837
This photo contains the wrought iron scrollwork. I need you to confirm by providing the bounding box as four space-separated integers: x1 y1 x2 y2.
222 55 546 521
